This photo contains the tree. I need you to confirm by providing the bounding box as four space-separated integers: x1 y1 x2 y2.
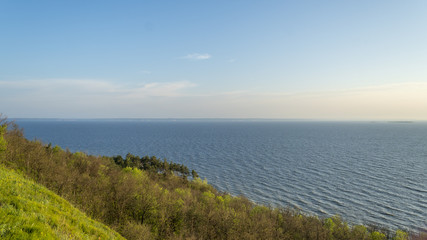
0 115 7 162
0 124 6 153
191 169 199 179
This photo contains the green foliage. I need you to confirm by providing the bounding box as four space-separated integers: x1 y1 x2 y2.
394 229 408 240
371 231 387 240
352 225 369 239
0 166 124 239
113 153 194 177
0 124 7 158
0 117 415 240
191 169 199 179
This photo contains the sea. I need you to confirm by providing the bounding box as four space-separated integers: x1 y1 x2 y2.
13 119 427 231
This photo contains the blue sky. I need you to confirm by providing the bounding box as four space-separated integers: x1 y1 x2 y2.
1 1 427 119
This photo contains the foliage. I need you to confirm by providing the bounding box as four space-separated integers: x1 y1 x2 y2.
0 117 7 161
113 153 192 177
0 115 418 240
394 230 409 240
0 165 124 239
0 125 6 152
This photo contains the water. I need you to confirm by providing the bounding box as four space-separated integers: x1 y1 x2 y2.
14 119 427 231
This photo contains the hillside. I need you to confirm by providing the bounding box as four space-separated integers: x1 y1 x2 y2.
1 117 423 239
0 166 125 240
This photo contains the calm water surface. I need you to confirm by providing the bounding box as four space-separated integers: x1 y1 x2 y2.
15 119 427 231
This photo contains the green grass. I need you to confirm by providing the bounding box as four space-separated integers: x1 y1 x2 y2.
0 165 124 240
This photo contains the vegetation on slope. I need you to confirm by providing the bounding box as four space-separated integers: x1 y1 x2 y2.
0 166 124 239
1 115 425 240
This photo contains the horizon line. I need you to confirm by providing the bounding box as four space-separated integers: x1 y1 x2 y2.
9 117 424 123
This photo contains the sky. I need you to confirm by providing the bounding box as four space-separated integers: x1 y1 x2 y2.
1 1 427 120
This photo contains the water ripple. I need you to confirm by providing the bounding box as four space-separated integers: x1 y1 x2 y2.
17 120 427 231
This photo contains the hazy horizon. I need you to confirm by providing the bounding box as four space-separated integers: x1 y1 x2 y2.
1 1 427 120
10 117 426 123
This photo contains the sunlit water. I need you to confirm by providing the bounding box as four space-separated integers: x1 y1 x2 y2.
15 119 427 231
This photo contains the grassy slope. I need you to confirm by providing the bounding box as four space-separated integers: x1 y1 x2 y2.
0 166 124 240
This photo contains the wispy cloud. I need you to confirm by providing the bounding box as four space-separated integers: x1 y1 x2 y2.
0 79 195 98
2 80 427 120
0 78 198 118
140 70 151 74
146 82 427 120
181 53 211 60
126 81 196 98
0 79 118 93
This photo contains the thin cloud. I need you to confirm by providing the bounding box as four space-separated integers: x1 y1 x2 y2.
160 82 427 120
2 80 427 120
0 79 195 98
0 78 198 118
126 81 196 98
140 70 151 74
0 79 118 93
181 53 211 60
